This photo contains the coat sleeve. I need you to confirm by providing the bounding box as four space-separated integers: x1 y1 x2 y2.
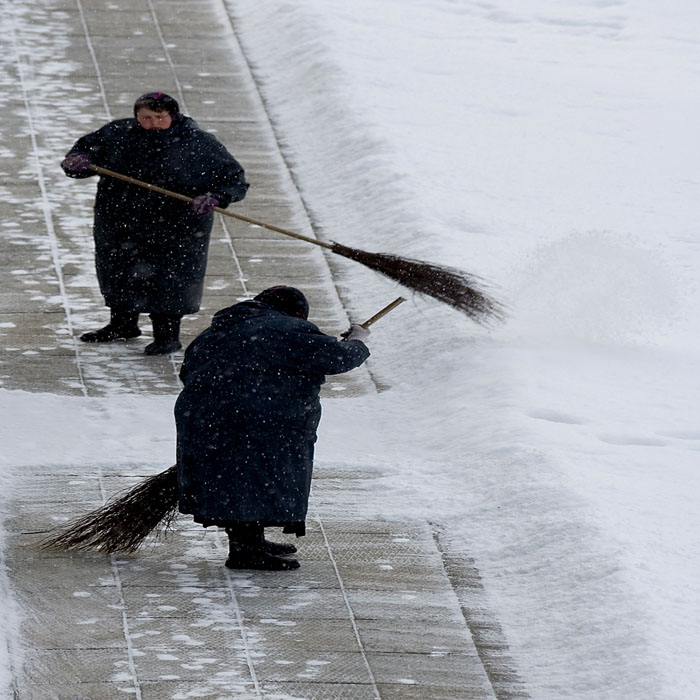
198 136 249 207
61 121 126 179
264 323 370 376
61 129 103 179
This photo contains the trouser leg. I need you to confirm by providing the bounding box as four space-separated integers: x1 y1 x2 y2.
149 313 182 342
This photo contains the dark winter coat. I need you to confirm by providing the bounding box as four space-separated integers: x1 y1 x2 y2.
62 117 249 314
174 301 370 527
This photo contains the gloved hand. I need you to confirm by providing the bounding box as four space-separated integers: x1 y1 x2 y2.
191 194 220 216
62 153 91 173
340 324 370 342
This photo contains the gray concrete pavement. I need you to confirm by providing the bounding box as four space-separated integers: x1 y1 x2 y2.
1 0 528 698
8 465 500 700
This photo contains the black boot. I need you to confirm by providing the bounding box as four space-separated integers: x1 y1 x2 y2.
80 310 141 343
264 540 298 556
225 524 300 571
226 527 297 555
144 313 182 355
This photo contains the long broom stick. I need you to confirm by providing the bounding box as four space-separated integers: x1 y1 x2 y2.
87 165 503 323
40 298 405 554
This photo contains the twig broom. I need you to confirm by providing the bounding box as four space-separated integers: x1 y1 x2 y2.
40 466 180 554
87 165 504 324
40 298 406 554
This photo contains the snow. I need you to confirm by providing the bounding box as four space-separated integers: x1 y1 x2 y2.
2 0 700 698
226 1 700 697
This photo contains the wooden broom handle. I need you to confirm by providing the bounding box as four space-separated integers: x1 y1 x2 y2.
360 297 405 328
87 166 405 329
87 164 335 250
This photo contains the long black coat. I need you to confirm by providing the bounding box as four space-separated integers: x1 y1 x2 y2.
175 301 370 528
62 117 249 314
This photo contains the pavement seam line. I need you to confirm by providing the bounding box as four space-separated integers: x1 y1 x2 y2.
9 5 88 398
146 0 187 111
316 516 382 700
0 522 22 700
78 0 184 380
75 0 111 121
219 216 253 299
98 467 143 700
145 0 262 308
142 0 192 378
217 530 264 697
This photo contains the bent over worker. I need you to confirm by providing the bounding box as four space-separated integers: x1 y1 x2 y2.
61 92 249 355
174 286 371 570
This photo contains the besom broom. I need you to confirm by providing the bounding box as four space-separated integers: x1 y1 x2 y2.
87 165 504 324
40 298 406 554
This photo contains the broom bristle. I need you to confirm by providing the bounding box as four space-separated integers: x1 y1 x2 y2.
40 466 179 554
332 243 505 324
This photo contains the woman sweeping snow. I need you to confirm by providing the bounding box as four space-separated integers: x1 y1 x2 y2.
175 286 371 570
61 92 249 355
41 295 406 558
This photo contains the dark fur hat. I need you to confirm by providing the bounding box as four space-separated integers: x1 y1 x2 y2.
254 286 309 320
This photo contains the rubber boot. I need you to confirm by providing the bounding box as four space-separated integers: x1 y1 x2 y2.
225 524 300 571
80 310 141 343
144 313 182 355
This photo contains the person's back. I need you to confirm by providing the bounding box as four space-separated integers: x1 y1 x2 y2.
174 286 370 571
179 300 368 427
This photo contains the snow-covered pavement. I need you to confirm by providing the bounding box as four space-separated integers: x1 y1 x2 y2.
3 0 699 698
0 1 527 698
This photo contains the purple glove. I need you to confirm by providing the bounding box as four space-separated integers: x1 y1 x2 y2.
191 194 220 216
62 153 91 173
